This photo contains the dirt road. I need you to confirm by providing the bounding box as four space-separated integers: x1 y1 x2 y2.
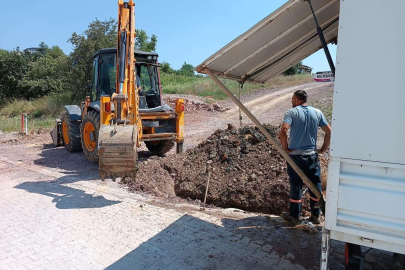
182 82 334 150
0 82 395 270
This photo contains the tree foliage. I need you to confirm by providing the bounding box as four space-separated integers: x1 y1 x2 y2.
160 62 174 74
283 61 303 76
0 18 160 102
179 62 194 76
68 18 117 97
21 46 71 98
135 30 157 52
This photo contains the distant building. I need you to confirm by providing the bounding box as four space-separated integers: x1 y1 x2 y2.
24 47 39 54
296 64 312 74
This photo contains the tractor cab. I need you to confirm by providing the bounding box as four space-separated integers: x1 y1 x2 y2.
90 48 170 111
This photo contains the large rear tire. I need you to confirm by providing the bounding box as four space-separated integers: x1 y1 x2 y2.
145 140 175 156
61 112 82 153
81 110 100 162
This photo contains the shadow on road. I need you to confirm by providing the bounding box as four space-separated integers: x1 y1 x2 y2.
105 214 280 270
13 145 121 209
35 145 98 179
221 216 395 270
14 176 121 209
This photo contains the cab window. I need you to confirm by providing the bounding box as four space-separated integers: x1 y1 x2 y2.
99 53 116 97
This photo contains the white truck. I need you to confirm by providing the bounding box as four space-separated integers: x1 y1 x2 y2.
321 0 405 269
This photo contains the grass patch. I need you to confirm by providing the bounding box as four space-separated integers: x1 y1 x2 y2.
308 89 334 122
160 73 313 100
0 92 79 133
0 116 55 133
0 92 77 118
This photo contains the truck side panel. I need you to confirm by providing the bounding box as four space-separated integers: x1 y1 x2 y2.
325 158 405 253
330 0 405 165
325 0 405 256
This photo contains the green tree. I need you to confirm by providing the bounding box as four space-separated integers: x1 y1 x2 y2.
0 48 31 101
68 18 117 97
179 62 194 76
21 46 71 98
283 61 303 76
160 62 174 74
135 30 157 52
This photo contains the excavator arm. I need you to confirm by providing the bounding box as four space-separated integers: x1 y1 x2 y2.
98 0 141 181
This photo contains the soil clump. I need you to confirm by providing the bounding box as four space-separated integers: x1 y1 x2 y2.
164 97 229 113
129 124 321 215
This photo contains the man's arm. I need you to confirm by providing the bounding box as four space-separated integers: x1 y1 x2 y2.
279 122 293 153
318 124 331 154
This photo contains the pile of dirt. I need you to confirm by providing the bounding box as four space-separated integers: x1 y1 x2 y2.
164 97 229 113
130 124 324 215
128 156 176 198
0 128 52 145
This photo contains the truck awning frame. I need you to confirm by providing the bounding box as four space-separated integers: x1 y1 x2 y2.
196 0 340 84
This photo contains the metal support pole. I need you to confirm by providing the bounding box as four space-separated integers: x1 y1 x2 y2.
305 0 336 77
205 68 326 214
238 84 242 127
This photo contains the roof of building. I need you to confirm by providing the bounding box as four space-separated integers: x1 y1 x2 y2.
195 0 339 84
297 64 312 70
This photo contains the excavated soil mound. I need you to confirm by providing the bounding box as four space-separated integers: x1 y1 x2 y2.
164 97 229 113
130 124 320 215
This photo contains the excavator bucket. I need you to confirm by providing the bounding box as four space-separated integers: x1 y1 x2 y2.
98 124 138 181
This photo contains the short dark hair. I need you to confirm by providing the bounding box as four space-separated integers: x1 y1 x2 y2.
294 90 307 103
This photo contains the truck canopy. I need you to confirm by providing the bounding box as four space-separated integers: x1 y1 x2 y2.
196 0 340 84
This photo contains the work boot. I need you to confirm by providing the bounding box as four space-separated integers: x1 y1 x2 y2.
308 214 322 224
281 212 300 226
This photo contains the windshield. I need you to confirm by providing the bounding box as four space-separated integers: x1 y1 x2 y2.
137 64 152 90
99 53 116 97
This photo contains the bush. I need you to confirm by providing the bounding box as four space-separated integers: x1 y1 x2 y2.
0 92 78 118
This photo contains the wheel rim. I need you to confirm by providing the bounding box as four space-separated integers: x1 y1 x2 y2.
62 121 69 145
83 122 96 152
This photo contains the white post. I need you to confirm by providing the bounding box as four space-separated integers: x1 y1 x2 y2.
204 68 326 213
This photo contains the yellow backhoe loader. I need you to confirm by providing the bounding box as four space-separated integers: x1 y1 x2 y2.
51 0 185 181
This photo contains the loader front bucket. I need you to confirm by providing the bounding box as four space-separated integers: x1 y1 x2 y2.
98 124 138 181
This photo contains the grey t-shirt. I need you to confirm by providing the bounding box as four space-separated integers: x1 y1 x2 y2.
283 105 328 155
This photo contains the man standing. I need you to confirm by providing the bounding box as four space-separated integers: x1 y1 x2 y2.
279 90 331 225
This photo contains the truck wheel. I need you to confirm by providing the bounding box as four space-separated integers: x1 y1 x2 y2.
145 140 175 156
61 112 82 152
81 110 100 162
345 243 363 270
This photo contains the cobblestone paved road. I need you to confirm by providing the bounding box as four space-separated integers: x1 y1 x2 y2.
0 142 398 270
0 152 312 270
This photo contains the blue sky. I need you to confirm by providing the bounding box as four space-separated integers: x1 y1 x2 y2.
0 0 336 73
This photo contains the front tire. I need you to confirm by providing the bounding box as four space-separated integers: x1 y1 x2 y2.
61 112 82 153
81 110 100 162
145 140 175 156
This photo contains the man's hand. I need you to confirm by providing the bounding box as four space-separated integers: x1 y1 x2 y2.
279 123 290 152
318 124 332 155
